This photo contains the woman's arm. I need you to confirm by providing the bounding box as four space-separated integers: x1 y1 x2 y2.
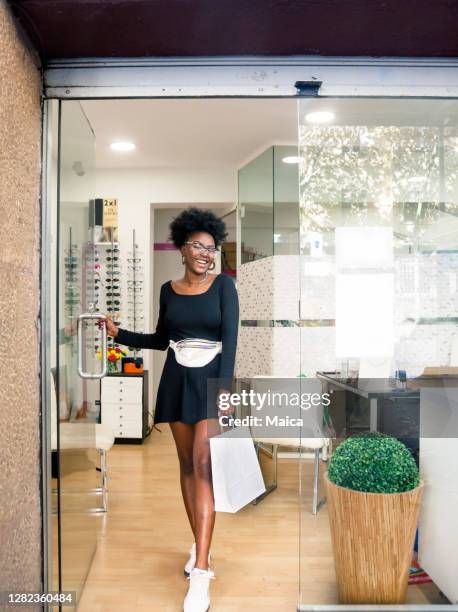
115 283 169 350
217 275 240 390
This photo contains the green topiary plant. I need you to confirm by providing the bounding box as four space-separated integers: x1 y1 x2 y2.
327 433 420 493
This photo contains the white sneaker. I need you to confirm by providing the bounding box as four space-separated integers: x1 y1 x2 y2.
183 567 215 612
184 543 212 577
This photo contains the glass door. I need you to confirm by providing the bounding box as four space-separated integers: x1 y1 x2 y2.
54 100 106 604
297 98 458 609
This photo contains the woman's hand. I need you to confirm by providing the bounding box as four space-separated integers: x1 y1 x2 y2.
217 388 235 416
100 315 119 338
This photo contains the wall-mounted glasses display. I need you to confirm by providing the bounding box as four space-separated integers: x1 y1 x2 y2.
126 231 145 357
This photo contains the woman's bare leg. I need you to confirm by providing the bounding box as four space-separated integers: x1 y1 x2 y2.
170 421 196 538
193 418 220 570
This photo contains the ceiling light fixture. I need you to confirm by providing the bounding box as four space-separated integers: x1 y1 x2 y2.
282 156 301 164
110 141 136 152
305 111 335 124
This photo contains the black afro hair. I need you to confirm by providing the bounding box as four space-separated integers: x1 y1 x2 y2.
169 207 228 249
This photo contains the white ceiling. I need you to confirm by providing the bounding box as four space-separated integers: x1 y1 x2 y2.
81 99 297 170
75 98 458 172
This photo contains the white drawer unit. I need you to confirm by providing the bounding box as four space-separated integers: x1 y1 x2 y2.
100 372 148 444
101 377 143 402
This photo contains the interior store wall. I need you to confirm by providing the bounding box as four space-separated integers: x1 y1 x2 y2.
0 0 42 595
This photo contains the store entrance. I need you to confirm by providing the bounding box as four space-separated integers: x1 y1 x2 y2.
47 96 458 611
49 98 302 609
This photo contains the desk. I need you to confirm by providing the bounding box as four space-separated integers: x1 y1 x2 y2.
316 372 420 444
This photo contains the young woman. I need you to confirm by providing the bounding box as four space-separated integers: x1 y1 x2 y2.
103 207 239 612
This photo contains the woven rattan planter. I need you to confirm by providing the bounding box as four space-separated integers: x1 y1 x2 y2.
325 472 424 604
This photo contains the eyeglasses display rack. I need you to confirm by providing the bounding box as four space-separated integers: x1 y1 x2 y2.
81 237 100 356
64 227 80 322
75 225 147 361
64 227 80 356
85 226 123 354
126 228 144 359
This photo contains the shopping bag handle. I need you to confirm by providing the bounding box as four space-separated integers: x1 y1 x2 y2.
218 412 235 435
216 387 237 435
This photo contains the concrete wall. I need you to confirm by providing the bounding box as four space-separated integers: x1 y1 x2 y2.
0 0 42 595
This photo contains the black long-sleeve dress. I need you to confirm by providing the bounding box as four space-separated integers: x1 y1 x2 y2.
115 273 239 425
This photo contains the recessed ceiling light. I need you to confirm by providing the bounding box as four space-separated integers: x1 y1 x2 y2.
305 111 335 124
110 141 136 152
282 156 301 164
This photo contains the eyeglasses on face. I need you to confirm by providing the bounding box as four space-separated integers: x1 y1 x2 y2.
185 241 218 256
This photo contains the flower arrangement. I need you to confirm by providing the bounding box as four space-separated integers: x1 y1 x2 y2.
97 345 128 372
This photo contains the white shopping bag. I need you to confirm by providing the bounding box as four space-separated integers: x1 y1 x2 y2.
210 425 266 513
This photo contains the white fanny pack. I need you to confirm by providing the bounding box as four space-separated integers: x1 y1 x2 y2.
169 338 222 367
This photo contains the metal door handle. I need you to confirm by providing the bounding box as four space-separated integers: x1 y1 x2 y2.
77 313 107 379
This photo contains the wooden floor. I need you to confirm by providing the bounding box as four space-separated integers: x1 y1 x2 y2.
74 427 443 611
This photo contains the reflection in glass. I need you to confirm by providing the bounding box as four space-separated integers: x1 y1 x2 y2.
54 100 99 603
239 145 299 262
298 98 458 607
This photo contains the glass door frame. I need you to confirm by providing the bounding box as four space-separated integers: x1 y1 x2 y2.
40 57 458 611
